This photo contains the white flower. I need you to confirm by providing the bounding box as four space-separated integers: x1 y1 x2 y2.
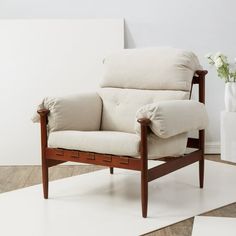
205 53 213 59
214 51 223 60
214 52 227 63
215 57 223 68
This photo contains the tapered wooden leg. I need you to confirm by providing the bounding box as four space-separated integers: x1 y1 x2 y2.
110 167 114 174
42 161 49 199
141 169 148 218
138 118 150 218
38 109 50 199
199 155 204 188
199 129 205 189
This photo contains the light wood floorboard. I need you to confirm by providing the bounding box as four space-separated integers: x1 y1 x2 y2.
0 155 235 236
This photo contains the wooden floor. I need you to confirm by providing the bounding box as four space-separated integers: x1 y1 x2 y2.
0 155 235 236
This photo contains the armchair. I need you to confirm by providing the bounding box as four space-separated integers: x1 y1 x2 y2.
34 47 208 218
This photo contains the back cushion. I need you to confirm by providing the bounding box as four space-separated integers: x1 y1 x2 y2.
99 88 190 133
100 47 201 91
99 47 201 133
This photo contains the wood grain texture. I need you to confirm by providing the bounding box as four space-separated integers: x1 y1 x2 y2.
0 155 235 236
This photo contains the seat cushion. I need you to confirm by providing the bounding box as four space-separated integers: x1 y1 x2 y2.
148 132 188 159
48 130 188 159
48 131 140 157
101 47 201 91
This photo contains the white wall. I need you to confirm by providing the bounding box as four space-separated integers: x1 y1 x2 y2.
0 19 123 165
1 0 235 153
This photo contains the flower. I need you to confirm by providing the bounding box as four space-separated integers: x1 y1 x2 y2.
214 51 223 60
215 57 223 68
205 53 213 59
205 52 236 83
205 53 214 65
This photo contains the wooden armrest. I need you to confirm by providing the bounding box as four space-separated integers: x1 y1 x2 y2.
195 70 208 77
37 109 50 116
193 70 208 83
137 118 151 126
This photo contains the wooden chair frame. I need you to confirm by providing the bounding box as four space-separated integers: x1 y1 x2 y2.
37 70 207 218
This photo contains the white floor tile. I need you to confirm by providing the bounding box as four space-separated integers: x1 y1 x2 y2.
0 161 236 236
192 216 236 236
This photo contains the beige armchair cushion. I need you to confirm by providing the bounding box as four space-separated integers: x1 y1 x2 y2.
48 130 188 159
100 47 202 91
32 93 102 132
135 100 208 138
99 88 190 133
148 132 187 159
48 131 140 157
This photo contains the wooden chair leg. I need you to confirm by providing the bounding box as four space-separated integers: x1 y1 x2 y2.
141 170 148 218
110 167 114 174
138 118 150 218
42 161 49 199
199 155 204 188
199 128 205 189
38 109 50 199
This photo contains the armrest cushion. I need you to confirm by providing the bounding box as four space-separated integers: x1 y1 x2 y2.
32 92 102 132
135 100 208 138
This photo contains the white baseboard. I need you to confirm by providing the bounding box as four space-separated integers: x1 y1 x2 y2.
205 142 220 154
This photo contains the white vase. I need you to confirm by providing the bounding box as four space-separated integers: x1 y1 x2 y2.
225 82 236 112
